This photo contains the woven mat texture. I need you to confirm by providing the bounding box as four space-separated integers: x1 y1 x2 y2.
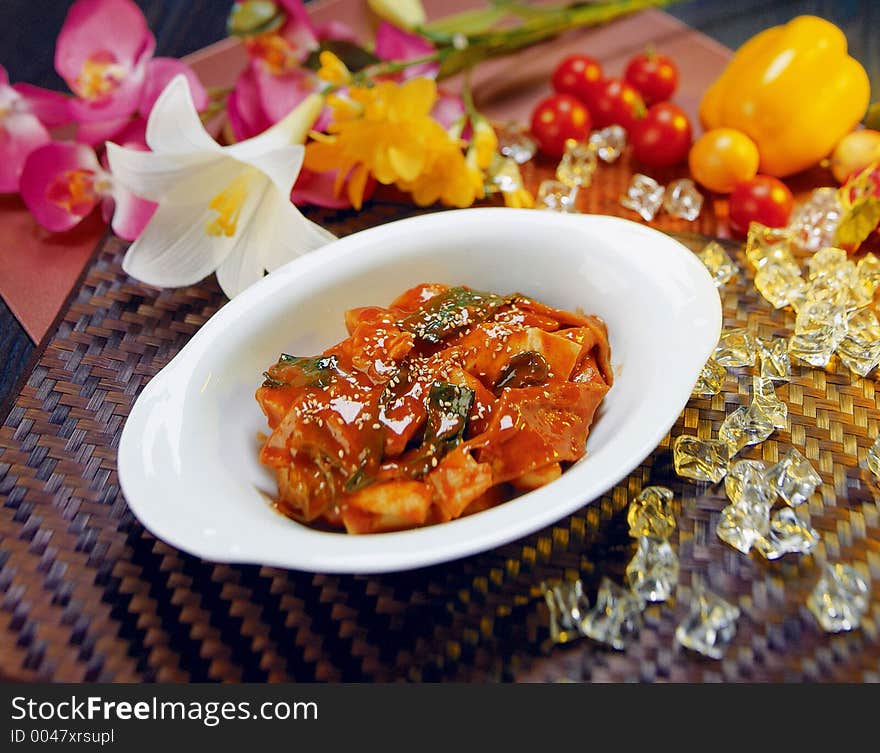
1 155 879 682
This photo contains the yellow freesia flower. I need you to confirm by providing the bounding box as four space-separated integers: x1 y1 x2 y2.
304 76 485 209
401 142 484 208
471 117 498 170
485 155 534 208
317 51 352 85
502 185 534 209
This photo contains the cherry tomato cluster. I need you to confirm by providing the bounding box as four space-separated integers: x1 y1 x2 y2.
530 50 693 169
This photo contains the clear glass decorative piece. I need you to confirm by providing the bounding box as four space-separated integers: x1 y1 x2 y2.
692 357 727 397
626 536 679 603
556 139 597 188
675 583 740 659
580 577 645 650
807 562 870 633
628 486 676 539
663 178 703 221
714 328 756 367
497 121 538 164
754 507 819 560
543 579 590 644
757 337 792 382
764 447 821 507
673 436 730 483
536 179 578 212
718 403 775 456
589 125 626 163
620 173 665 221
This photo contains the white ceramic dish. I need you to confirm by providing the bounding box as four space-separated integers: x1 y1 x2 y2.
118 209 721 573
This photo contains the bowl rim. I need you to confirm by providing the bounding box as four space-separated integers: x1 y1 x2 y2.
118 208 722 573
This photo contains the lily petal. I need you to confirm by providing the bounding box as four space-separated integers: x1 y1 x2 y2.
55 0 155 89
226 93 322 158
215 210 271 298
106 141 234 201
19 141 102 230
145 75 219 154
121 175 267 288
230 144 304 198
257 189 336 273
140 58 208 116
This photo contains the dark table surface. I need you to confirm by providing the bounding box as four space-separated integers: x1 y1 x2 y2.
1 0 879 412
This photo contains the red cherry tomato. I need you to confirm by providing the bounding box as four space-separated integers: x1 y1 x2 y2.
551 54 605 110
728 175 794 237
529 93 592 158
624 51 678 106
591 78 645 132
631 102 692 168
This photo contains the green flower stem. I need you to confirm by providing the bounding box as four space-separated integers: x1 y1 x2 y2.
321 1 677 95
357 52 446 80
421 0 677 79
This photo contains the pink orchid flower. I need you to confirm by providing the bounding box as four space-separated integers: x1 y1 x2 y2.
229 1 361 207
20 141 155 240
374 22 439 80
373 22 464 129
55 0 207 145
232 0 358 138
0 65 53 193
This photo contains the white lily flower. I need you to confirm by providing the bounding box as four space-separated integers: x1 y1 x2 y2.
106 75 335 298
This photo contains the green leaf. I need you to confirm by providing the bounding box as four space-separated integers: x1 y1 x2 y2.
399 286 508 343
344 461 373 492
494 351 550 392
262 354 338 388
227 1 285 37
302 40 380 73
422 6 509 36
423 382 475 445
835 196 880 248
403 382 475 478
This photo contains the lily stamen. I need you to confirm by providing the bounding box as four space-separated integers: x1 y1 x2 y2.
206 171 252 238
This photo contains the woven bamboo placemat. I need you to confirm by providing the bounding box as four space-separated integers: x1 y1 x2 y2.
1 156 878 682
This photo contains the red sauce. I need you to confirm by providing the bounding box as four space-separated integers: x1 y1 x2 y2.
255 284 611 534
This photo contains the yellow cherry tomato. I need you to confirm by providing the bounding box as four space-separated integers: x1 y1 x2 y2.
830 129 880 183
688 128 760 193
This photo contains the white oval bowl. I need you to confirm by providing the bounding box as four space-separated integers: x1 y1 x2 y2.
118 209 721 573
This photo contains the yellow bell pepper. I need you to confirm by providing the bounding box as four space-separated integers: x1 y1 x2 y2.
699 15 870 177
